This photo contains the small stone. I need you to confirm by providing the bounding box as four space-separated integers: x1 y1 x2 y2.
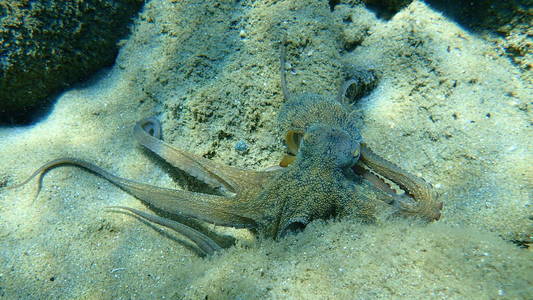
234 140 249 153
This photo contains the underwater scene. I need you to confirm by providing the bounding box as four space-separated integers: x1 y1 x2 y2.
0 0 531 299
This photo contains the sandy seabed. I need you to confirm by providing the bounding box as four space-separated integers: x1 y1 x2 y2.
0 0 531 299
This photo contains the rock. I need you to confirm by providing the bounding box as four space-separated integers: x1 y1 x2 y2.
0 0 144 123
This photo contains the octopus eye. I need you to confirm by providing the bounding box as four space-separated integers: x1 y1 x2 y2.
139 117 162 138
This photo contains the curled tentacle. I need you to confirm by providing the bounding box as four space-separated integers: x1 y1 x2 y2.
356 144 442 221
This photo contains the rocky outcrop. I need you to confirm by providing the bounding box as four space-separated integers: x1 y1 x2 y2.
0 0 144 123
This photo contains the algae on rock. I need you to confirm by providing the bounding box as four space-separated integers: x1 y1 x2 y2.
0 0 144 123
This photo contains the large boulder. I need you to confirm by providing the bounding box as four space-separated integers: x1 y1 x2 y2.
0 0 144 123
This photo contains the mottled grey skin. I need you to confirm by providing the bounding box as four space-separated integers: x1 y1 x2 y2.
277 93 362 159
254 123 374 238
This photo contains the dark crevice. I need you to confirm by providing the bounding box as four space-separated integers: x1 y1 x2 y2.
0 66 114 126
424 0 525 34
328 0 341 12
363 0 412 20
361 0 527 35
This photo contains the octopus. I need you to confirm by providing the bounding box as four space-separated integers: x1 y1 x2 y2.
2 40 442 256
277 42 442 223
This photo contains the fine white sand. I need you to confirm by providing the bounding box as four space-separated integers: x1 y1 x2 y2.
1 1 531 298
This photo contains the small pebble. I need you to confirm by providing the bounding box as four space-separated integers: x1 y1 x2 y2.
234 140 249 153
